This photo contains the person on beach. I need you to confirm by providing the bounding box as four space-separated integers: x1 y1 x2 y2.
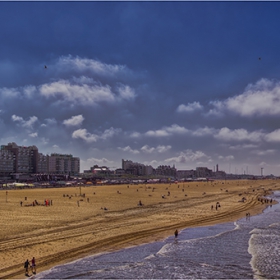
24 259 29 276
31 257 36 274
174 229 178 238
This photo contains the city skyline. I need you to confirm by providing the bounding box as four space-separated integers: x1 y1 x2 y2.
1 2 280 175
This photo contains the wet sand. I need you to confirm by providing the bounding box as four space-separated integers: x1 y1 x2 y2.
0 179 278 279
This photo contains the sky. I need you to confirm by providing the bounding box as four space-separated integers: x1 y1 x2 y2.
1 2 280 175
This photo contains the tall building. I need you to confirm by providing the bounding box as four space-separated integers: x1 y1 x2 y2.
1 142 38 173
37 153 48 173
48 153 80 175
0 149 15 176
0 143 80 177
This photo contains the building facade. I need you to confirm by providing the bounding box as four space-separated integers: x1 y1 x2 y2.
0 143 80 177
48 153 80 175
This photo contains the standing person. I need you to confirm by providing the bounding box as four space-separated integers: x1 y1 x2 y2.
174 229 178 238
24 259 29 276
31 257 36 274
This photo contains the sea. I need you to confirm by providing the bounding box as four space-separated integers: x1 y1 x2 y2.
34 191 280 279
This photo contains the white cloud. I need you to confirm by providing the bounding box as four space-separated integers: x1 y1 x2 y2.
208 78 280 117
165 149 209 164
56 55 130 77
130 132 141 138
145 124 189 137
177 102 203 113
214 127 263 142
218 155 234 160
156 145 172 153
100 127 121 140
39 79 115 105
85 157 114 165
192 127 216 137
265 129 280 142
0 87 20 98
38 78 136 106
72 129 98 143
116 84 136 100
141 145 155 153
63 115 84 127
72 127 120 143
29 132 38 137
229 144 259 150
11 115 38 129
118 146 139 154
252 149 275 156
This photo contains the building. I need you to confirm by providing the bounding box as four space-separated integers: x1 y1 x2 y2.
48 153 80 175
1 142 38 174
122 159 147 176
176 169 195 179
195 167 213 178
0 143 80 177
37 153 48 173
0 149 15 176
155 165 177 177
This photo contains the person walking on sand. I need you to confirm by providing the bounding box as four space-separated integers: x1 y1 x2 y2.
24 259 30 276
31 257 36 274
174 229 178 238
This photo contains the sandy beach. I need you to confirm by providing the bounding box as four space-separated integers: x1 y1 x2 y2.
0 179 278 279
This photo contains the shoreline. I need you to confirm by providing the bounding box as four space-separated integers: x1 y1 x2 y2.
0 179 278 279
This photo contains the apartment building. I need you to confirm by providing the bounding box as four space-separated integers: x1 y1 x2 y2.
0 149 14 176
1 142 38 173
0 143 80 177
48 153 80 175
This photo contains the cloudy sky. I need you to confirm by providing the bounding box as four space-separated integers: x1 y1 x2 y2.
1 2 280 175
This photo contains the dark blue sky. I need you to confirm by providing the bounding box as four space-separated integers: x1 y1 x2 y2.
1 1 280 175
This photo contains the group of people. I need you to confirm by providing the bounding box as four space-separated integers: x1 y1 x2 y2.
24 257 36 276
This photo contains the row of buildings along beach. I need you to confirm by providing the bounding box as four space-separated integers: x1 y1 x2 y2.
0 142 270 185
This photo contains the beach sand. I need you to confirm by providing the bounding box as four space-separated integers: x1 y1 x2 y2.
0 179 278 279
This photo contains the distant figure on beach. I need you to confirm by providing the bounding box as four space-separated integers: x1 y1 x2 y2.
24 259 29 276
31 257 36 274
138 200 143 206
174 229 178 238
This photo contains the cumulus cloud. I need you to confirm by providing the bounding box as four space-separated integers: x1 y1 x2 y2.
218 155 234 160
118 146 139 154
100 127 121 140
72 129 98 143
265 129 280 142
56 55 131 77
214 127 264 142
177 102 203 113
208 78 280 117
252 149 275 156
192 127 216 137
72 127 120 143
141 145 155 153
140 145 171 153
130 132 141 138
165 149 209 164
38 78 136 106
29 132 38 137
85 157 114 165
11 115 38 129
156 145 172 153
63 115 84 127
145 124 189 137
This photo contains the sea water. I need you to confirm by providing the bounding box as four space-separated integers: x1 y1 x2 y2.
34 192 280 279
